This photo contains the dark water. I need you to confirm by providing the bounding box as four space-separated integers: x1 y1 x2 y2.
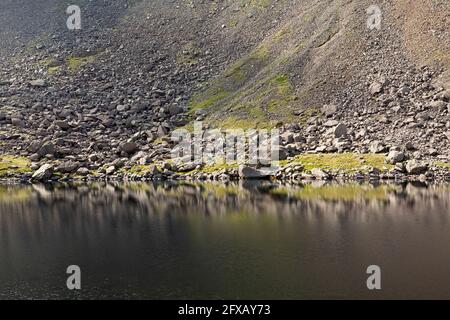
0 181 450 300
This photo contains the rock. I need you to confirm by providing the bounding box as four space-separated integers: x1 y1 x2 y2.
405 160 428 175
28 141 42 153
369 81 383 95
148 165 160 176
273 146 288 161
30 79 46 87
428 148 438 156
333 123 348 138
37 142 55 157
405 142 416 151
429 100 447 110
280 131 294 144
157 125 168 137
116 104 128 112
56 161 79 173
324 120 339 127
106 166 116 175
321 104 338 117
120 142 139 154
238 165 269 179
168 105 183 115
32 164 53 181
311 168 331 180
54 120 71 130
369 141 387 154
76 167 90 176
11 118 24 127
386 151 405 164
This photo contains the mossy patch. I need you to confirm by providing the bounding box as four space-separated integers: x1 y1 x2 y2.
189 88 230 113
0 156 31 177
67 55 97 71
435 162 450 170
279 153 392 173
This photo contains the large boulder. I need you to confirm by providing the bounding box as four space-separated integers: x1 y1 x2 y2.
37 142 56 158
405 160 428 175
334 123 348 138
238 165 271 179
56 161 79 173
32 164 53 181
120 142 139 154
386 151 405 164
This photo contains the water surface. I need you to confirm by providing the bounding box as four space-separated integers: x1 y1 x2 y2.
1 181 450 299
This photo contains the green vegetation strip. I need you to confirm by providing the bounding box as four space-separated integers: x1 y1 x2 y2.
0 156 31 177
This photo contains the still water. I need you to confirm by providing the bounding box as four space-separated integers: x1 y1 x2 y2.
0 181 450 299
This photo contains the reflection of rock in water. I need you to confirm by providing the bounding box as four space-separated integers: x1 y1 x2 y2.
1 182 450 222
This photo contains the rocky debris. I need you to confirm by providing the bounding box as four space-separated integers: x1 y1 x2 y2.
0 0 450 184
31 164 53 181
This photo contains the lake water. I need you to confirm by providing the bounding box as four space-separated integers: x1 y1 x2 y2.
0 181 449 299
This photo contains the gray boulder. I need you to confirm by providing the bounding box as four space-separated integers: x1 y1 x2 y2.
386 151 405 164
405 160 428 175
32 164 53 181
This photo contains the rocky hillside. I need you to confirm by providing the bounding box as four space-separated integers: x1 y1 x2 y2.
0 0 449 180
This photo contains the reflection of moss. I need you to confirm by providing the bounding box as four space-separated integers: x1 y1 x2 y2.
271 183 394 201
0 156 31 177
0 186 32 203
199 182 243 197
279 153 391 172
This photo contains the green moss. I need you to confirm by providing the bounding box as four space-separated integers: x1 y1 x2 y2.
189 88 230 113
67 55 97 71
279 153 391 172
0 156 31 177
47 66 61 75
435 162 450 169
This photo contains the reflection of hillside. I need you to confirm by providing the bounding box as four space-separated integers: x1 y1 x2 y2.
1 182 450 221
1 181 450 299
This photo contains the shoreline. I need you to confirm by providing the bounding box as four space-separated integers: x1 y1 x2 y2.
2 153 450 184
